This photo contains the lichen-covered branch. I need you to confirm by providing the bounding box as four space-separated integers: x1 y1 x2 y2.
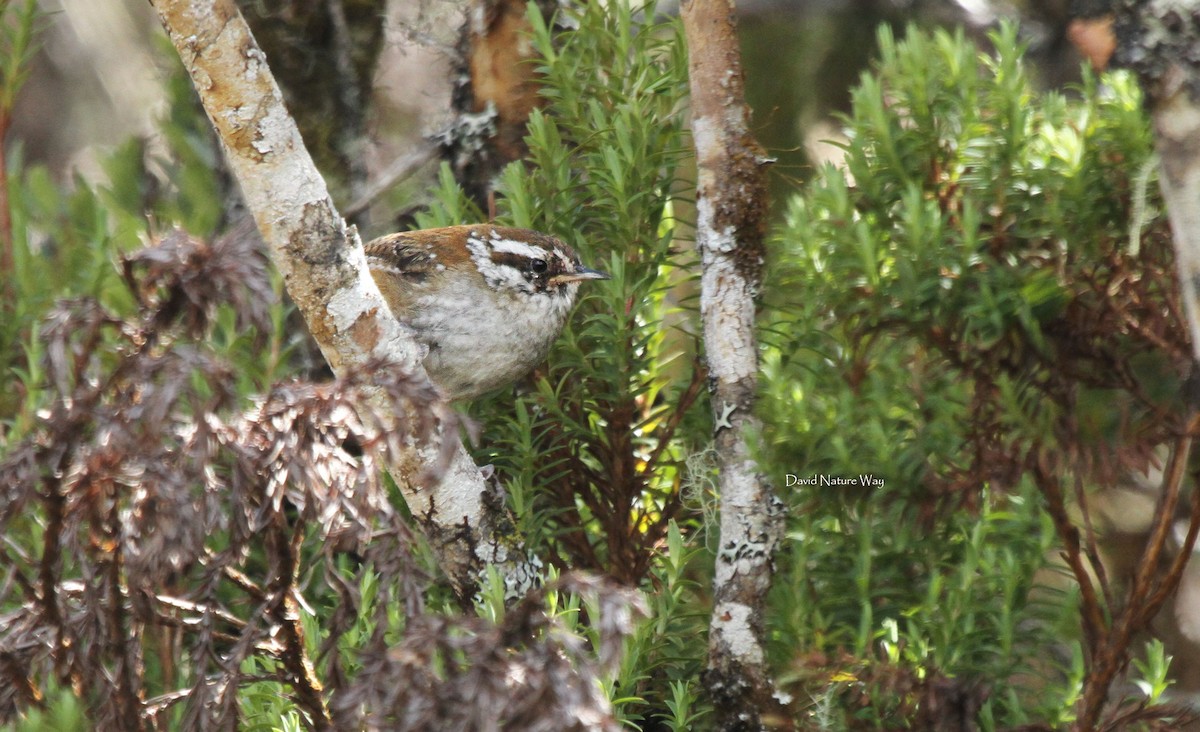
679 1 784 729
233 0 386 217
148 0 538 601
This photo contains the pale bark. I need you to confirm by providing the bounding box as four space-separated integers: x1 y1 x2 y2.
149 0 538 601
1156 86 1200 358
1114 3 1200 361
680 1 785 729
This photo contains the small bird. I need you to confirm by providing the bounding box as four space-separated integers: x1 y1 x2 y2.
365 224 609 400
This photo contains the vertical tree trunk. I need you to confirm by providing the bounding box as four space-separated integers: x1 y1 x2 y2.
680 1 785 729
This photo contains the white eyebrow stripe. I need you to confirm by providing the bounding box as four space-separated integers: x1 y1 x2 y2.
488 238 547 260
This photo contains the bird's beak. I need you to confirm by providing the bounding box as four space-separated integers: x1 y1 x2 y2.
553 266 611 285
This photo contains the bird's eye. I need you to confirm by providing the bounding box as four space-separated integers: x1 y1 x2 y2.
528 258 548 274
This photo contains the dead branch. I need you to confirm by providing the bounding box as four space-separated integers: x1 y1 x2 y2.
264 516 333 729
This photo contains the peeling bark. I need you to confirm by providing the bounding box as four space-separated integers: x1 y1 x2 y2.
680 1 784 729
149 0 538 602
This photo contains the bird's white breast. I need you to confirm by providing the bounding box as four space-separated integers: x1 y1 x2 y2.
408 271 579 399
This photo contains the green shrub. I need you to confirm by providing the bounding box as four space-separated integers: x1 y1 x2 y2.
761 23 1185 729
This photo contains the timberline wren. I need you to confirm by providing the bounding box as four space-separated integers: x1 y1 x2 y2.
365 224 609 401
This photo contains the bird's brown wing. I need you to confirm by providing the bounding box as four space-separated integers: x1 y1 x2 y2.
364 233 441 281
363 232 449 314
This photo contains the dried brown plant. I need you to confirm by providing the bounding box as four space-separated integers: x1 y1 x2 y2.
0 227 640 730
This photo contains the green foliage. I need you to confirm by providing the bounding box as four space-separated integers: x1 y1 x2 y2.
4 2 707 728
0 50 287 425
761 22 1181 728
0 0 38 111
2 685 86 732
501 0 696 576
239 658 303 732
424 0 700 593
420 3 712 721
1133 640 1174 706
632 521 711 729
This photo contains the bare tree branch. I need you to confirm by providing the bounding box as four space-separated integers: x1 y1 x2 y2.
148 0 539 602
1068 420 1199 731
680 0 785 728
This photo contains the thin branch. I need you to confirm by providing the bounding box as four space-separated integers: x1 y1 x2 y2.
342 144 438 220
152 594 248 632
1144 458 1200 619
1033 462 1107 655
1075 421 1197 731
38 471 69 678
1073 472 1114 613
104 486 144 731
1129 426 1195 626
264 516 332 730
219 562 266 602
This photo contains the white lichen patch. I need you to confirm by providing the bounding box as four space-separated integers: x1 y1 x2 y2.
712 601 764 664
714 455 783 587
701 263 758 384
325 249 379 331
690 116 719 162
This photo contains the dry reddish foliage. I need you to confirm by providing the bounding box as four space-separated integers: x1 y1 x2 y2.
0 228 639 731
